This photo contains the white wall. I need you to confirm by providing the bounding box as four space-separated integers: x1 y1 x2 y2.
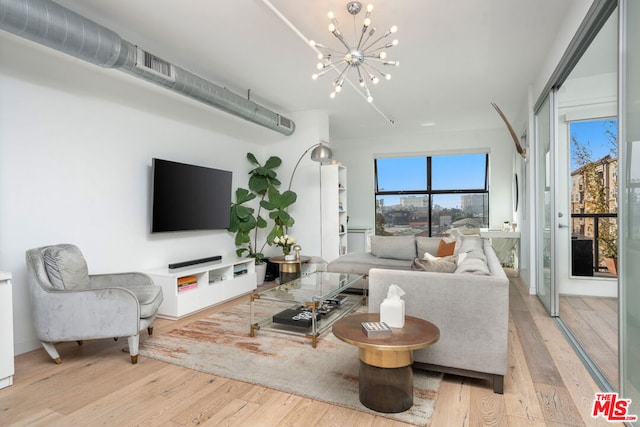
265 110 330 260
331 128 516 231
0 33 317 354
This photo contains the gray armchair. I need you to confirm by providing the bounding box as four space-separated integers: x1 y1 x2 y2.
25 244 163 364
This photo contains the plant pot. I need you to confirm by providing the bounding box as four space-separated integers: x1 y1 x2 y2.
604 257 617 276
255 263 267 285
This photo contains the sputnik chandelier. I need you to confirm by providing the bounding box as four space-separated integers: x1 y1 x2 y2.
310 1 399 103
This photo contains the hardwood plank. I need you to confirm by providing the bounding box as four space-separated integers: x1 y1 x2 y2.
431 377 471 425
504 317 546 423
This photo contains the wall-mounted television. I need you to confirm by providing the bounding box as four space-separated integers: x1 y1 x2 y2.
151 158 232 233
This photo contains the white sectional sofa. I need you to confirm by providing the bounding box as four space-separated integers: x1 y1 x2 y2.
327 234 510 393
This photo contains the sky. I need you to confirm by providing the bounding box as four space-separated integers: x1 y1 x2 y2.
570 118 618 171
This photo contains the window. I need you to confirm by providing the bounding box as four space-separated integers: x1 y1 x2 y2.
375 153 489 236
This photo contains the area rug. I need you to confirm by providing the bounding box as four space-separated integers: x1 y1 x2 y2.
139 301 441 426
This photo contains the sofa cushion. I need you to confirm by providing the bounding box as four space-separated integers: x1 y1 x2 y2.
436 239 456 257
371 235 416 260
458 236 487 261
416 236 441 258
455 257 492 275
411 256 458 273
328 252 411 275
44 244 90 290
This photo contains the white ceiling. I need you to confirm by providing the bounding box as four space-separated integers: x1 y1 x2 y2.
52 0 584 141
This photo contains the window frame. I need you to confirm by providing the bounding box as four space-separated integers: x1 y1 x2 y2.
374 152 490 236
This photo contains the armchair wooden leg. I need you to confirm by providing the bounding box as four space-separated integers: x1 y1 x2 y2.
147 326 154 336
127 334 140 365
41 341 62 364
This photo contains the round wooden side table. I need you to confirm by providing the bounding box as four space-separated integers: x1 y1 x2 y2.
268 255 311 284
332 312 440 413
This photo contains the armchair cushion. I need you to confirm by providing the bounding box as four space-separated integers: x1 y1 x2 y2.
43 244 90 290
90 273 163 318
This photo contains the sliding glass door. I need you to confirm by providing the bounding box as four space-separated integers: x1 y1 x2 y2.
535 94 558 315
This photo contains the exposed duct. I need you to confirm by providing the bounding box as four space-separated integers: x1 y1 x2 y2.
0 0 295 135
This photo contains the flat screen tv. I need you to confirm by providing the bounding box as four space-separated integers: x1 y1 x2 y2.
151 158 232 232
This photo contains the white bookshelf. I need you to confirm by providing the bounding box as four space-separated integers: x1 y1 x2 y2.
321 164 348 262
147 257 256 320
0 272 14 389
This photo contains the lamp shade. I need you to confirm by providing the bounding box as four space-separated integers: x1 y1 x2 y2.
310 143 333 163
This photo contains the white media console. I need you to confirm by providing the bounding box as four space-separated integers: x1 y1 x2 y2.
147 257 256 320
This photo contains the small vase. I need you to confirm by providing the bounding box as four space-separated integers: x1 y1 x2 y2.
282 248 290 257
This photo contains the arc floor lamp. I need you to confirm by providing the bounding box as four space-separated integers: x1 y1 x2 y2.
287 141 334 191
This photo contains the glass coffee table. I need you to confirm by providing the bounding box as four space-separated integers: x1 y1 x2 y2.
249 271 365 348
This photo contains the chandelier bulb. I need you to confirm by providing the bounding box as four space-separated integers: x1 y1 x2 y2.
367 96 373 103
379 51 387 59
390 25 398 33
328 11 334 19
385 74 392 80
392 39 399 46
312 74 319 80
372 76 380 85
367 4 374 12
363 17 371 27
317 62 325 70
335 85 342 93
329 23 336 32
317 53 324 60
330 92 336 99
309 40 316 47
359 79 365 87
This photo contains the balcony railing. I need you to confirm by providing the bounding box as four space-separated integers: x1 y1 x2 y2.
570 212 617 275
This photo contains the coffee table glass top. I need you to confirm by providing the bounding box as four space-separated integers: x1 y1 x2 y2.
256 271 363 304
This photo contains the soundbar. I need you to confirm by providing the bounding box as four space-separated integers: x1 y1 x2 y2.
168 255 222 270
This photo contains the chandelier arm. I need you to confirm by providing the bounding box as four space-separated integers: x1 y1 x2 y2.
317 45 345 55
334 63 351 86
362 62 388 79
366 43 393 53
361 30 393 52
356 65 364 84
322 58 347 70
332 31 352 51
360 28 375 50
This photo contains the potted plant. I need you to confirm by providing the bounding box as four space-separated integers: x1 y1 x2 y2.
229 153 297 283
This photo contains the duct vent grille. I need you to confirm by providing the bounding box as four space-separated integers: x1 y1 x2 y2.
277 115 293 131
135 47 175 82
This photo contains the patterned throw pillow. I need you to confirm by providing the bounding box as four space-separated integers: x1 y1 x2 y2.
411 255 458 273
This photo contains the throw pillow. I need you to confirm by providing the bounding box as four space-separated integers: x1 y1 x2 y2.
411 256 458 273
436 239 456 257
370 235 416 260
44 244 91 290
416 236 441 258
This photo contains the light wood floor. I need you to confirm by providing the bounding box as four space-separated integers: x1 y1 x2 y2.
0 276 623 426
559 294 619 390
